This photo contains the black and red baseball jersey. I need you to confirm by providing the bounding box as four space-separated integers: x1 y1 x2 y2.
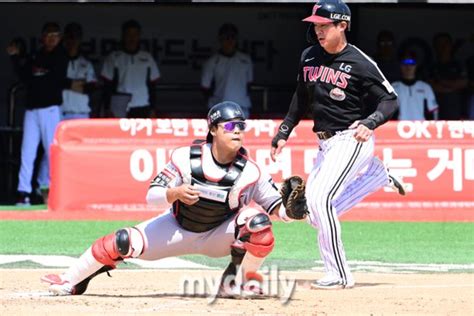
288 43 397 133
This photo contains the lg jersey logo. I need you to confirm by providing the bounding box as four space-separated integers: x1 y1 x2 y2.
329 87 346 101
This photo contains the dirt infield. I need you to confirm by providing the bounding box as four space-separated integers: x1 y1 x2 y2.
1 269 472 315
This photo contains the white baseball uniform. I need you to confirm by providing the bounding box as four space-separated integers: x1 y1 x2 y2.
101 50 160 111
201 51 253 117
61 55 97 119
58 142 282 287
305 131 389 286
392 80 438 120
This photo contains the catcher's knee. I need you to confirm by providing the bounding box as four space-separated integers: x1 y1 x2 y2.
92 227 145 266
234 210 274 258
246 226 274 258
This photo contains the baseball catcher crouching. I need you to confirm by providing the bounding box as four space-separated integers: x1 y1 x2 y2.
41 101 292 298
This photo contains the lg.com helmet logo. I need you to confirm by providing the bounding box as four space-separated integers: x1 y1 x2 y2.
330 13 350 21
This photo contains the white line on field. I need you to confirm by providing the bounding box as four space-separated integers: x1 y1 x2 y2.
0 255 472 273
0 255 211 269
355 284 474 289
310 260 474 273
3 291 53 298
5 283 473 300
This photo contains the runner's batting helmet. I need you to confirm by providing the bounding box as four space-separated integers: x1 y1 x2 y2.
303 0 352 44
206 101 246 143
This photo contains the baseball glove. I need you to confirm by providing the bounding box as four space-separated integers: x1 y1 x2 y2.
280 176 309 220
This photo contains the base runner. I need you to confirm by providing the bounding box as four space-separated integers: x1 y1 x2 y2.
271 0 407 290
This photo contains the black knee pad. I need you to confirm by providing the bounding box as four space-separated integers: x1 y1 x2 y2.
114 227 145 258
247 213 271 233
115 229 131 256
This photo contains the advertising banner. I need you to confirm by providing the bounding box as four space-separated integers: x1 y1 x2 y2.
49 119 474 218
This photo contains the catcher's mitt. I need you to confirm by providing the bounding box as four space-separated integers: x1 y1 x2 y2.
280 176 309 220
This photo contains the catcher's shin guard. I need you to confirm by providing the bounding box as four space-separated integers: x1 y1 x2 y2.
219 247 245 290
92 227 146 266
232 209 274 287
73 265 114 295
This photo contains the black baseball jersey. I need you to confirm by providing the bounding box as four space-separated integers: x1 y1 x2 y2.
289 44 397 133
11 45 69 109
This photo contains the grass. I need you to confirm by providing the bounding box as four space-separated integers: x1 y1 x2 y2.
0 221 136 255
0 204 47 211
0 220 472 269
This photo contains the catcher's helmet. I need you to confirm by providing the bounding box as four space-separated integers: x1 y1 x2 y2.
303 0 351 44
206 101 246 142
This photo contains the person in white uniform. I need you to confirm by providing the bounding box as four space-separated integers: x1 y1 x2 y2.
61 22 97 120
42 101 299 298
392 53 438 120
101 19 160 118
201 23 253 118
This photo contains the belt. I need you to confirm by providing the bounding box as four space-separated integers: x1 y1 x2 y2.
316 131 335 140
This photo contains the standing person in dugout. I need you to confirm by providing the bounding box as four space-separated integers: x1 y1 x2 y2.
60 22 97 120
392 52 439 120
201 23 254 119
101 19 160 118
7 22 69 206
36 23 98 205
271 0 407 289
41 101 306 297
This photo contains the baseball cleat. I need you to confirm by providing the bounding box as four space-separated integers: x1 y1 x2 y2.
41 266 113 296
49 283 74 296
373 157 407 196
241 282 264 297
217 284 243 298
15 191 31 207
388 173 406 196
41 274 75 296
311 276 354 290
217 282 264 299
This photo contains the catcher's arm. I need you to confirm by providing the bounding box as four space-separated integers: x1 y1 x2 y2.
146 162 183 208
269 204 294 223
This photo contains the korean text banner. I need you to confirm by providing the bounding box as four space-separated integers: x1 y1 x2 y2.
49 119 474 217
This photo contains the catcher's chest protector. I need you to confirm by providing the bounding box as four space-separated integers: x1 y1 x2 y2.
173 142 247 233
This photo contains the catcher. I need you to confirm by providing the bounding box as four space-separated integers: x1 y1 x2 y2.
41 101 308 297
